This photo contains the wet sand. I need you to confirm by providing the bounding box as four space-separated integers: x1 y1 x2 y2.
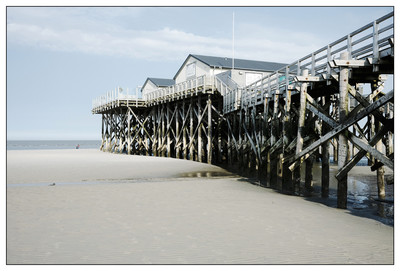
7 149 394 264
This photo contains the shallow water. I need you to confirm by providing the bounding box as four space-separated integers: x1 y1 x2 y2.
222 159 394 226
297 162 394 225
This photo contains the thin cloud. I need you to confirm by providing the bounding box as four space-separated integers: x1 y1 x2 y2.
7 7 325 64
7 22 231 61
8 21 321 64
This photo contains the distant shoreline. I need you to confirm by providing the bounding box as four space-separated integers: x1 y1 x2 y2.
6 139 102 151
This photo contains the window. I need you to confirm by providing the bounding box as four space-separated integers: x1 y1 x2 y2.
245 72 262 86
186 62 196 78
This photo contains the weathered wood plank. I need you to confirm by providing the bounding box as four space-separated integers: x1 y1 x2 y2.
285 89 393 167
347 84 392 132
198 96 203 162
293 69 309 191
321 95 331 198
207 94 212 164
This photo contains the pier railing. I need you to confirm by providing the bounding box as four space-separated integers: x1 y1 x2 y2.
92 87 143 113
241 12 393 108
144 75 214 105
215 76 242 113
92 12 393 115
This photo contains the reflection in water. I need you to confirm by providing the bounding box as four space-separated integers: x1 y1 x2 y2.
178 171 235 178
299 162 394 225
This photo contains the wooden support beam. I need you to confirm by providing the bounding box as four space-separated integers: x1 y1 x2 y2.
347 84 393 132
190 98 194 160
100 113 105 151
376 145 386 200
306 103 337 129
260 95 269 187
270 137 283 155
182 101 188 160
176 103 180 159
118 108 124 153
385 103 394 156
226 117 239 153
294 69 309 193
207 94 212 164
285 89 393 167
159 105 164 156
321 95 331 198
166 103 171 157
127 108 131 154
217 98 223 164
242 121 258 163
152 107 157 156
347 132 393 170
270 91 280 188
331 118 390 179
305 109 316 196
306 94 337 128
258 94 267 186
337 51 350 209
239 109 244 172
198 95 203 162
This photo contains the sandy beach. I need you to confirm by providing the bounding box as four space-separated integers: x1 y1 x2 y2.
6 149 394 264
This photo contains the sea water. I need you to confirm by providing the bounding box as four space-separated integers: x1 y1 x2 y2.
6 140 102 150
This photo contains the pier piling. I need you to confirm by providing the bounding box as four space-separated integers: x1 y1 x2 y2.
92 12 394 209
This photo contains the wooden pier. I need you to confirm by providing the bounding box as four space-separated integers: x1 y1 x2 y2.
92 12 394 209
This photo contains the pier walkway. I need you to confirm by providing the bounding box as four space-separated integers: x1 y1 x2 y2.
92 12 394 209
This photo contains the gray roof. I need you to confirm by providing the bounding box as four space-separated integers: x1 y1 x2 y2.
147 78 175 87
192 54 287 71
174 54 287 79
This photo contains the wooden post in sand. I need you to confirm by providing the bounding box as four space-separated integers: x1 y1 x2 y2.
227 117 232 165
166 103 171 158
190 97 194 161
100 113 105 151
176 103 180 159
160 105 165 157
304 129 315 196
294 69 309 194
207 94 212 164
233 111 238 165
337 52 350 209
372 82 385 200
321 95 331 198
183 101 188 160
152 107 156 156
217 97 223 164
127 108 131 154
198 95 203 163
258 94 268 186
385 103 393 156
264 93 271 187
238 108 244 172
270 90 280 188
282 68 293 193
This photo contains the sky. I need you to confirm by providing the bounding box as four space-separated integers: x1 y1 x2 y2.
5 5 394 140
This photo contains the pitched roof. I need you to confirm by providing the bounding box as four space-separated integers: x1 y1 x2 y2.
147 78 175 87
192 54 287 72
173 54 287 80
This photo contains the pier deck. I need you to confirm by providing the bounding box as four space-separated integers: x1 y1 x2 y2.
92 12 394 209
